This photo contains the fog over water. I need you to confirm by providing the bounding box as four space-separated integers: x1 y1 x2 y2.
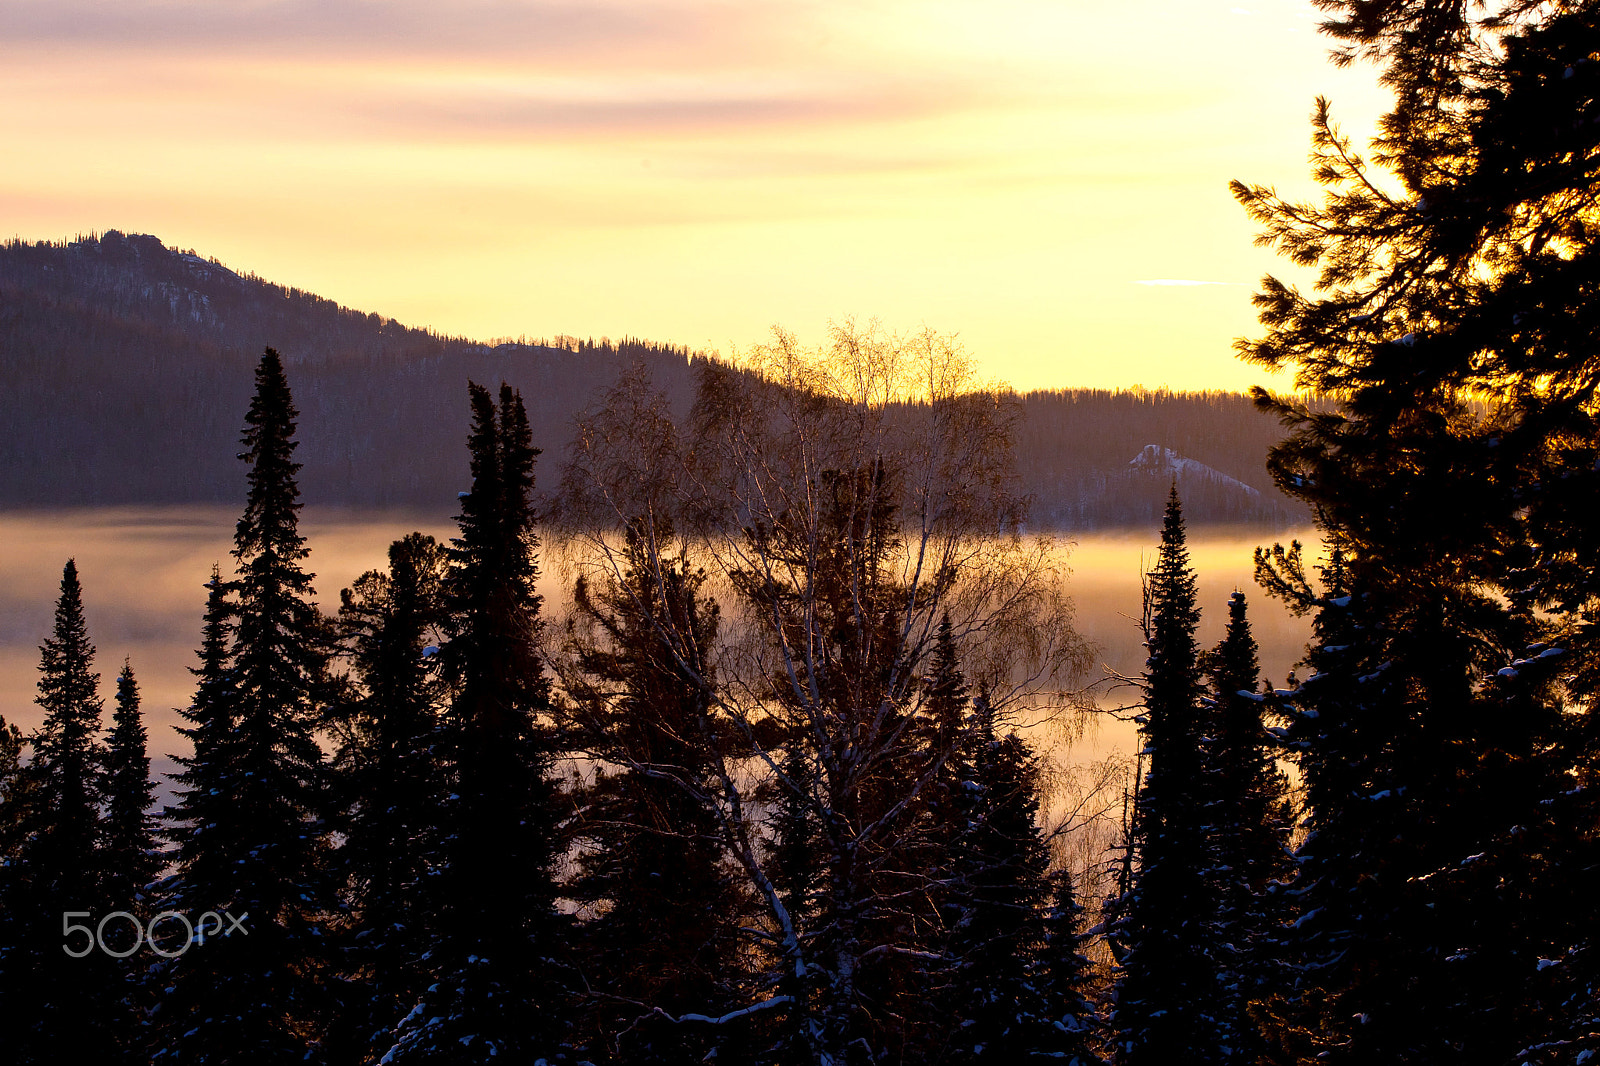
0 507 461 804
1063 526 1320 767
0 508 1318 801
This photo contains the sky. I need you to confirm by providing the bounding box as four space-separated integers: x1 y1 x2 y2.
0 0 1394 392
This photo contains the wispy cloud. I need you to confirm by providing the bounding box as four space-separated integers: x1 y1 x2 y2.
341 70 981 139
0 1 741 62
1134 279 1244 286
0 0 1026 148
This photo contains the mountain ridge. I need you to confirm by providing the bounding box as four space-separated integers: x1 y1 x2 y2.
0 232 1302 528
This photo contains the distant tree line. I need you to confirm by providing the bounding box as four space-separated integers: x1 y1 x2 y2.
1011 389 1300 527
0 234 1298 526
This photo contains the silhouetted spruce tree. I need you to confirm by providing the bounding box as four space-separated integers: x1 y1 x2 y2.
1253 537 1476 1064
1252 530 1578 1065
1249 545 1397 1062
565 522 753 1065
150 569 241 1056
103 660 159 914
916 610 975 1057
25 560 106 892
380 382 568 1064
159 568 239 934
1109 487 1221 1065
1038 870 1106 1065
0 560 123 1064
1235 4 1600 1061
99 660 161 1058
922 613 970 798
155 347 332 1065
1198 591 1287 1062
942 699 1061 1065
328 532 449 1062
0 710 23 835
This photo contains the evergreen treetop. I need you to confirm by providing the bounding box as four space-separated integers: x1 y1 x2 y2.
381 380 567 1065
1111 486 1222 1066
32 559 104 827
154 347 331 1066
103 659 159 907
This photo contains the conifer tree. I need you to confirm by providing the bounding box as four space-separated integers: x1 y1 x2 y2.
155 347 332 1065
915 613 973 889
26 559 106 896
97 659 161 1058
330 532 449 1061
1198 591 1287 1062
564 522 751 1065
918 611 974 994
0 710 23 842
159 568 239 936
0 560 121 1064
943 701 1060 1065
1251 533 1576 1064
1109 487 1222 1064
1249 545 1399 1062
923 614 970 787
381 382 568 1064
1233 5 1600 1058
103 660 159 914
1038 870 1106 1066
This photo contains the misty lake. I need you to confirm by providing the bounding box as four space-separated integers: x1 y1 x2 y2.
0 508 1319 796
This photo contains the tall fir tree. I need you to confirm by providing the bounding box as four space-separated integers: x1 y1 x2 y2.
381 382 569 1064
1198 591 1288 1062
100 659 161 1058
918 610 976 1057
1249 544 1406 1062
159 567 240 943
1108 487 1223 1064
154 347 332 1065
103 660 159 914
0 560 123 1064
328 531 449 1062
1233 4 1600 1059
26 560 106 898
943 700 1078 1065
0 709 23 843
1038 870 1106 1066
564 521 753 1065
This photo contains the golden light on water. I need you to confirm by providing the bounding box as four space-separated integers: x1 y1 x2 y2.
0 509 1315 775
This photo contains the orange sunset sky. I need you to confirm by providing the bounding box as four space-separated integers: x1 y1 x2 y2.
1 0 1392 392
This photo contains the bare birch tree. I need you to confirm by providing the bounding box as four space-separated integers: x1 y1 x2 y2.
555 321 1093 1065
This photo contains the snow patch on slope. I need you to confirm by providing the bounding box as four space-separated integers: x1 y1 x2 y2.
1129 444 1262 499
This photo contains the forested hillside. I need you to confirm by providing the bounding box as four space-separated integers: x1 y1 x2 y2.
0 232 1302 526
